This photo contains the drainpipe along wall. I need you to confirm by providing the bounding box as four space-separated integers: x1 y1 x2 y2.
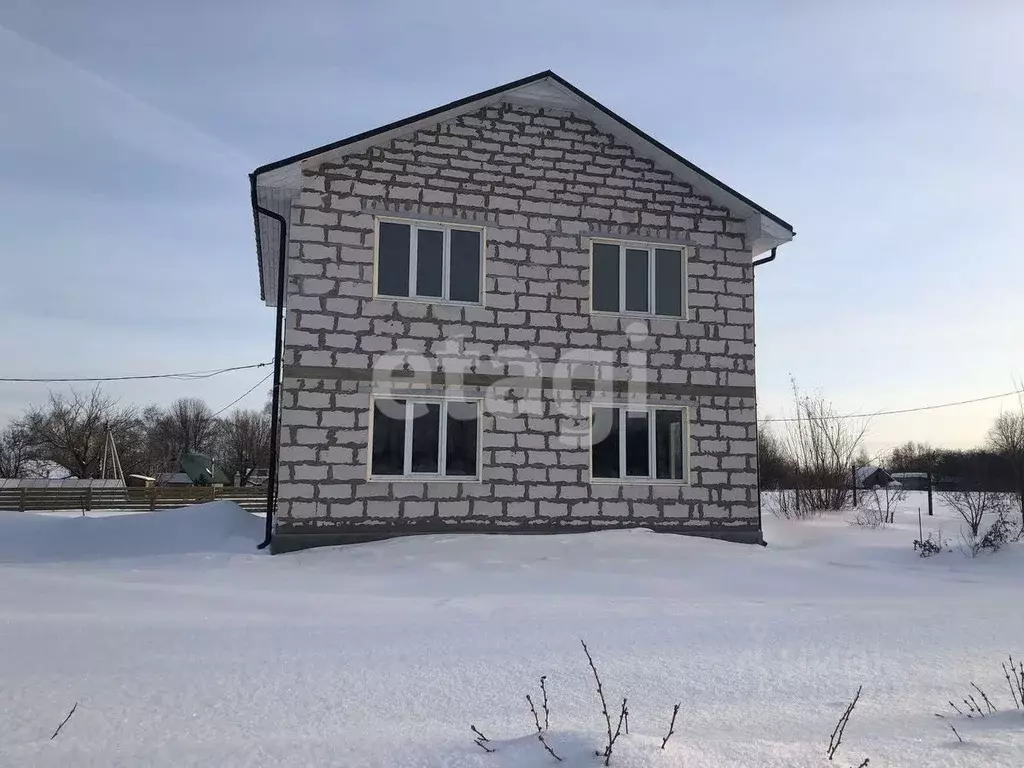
253 185 289 550
751 247 776 543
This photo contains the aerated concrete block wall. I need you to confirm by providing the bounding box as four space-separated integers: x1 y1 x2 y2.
271 101 760 551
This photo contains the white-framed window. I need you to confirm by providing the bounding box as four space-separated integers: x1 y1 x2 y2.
589 239 688 318
368 395 482 480
589 405 689 483
373 216 486 304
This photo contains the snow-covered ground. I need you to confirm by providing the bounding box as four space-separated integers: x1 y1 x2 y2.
1 494 1022 767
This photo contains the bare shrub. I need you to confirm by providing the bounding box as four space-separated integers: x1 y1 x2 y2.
470 725 494 753
764 489 820 520
941 488 1007 538
660 703 680 749
979 510 1021 552
526 694 562 761
987 393 1024 525
1003 656 1024 709
913 532 946 557
852 506 885 529
471 644 874 765
581 640 629 765
50 702 78 740
781 379 870 513
826 686 862 761
853 485 907 528
757 420 793 489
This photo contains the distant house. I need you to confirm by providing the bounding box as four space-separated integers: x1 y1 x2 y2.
889 472 929 491
250 70 795 553
855 466 895 489
154 454 231 488
179 452 230 486
234 468 270 487
0 478 125 489
126 474 156 488
156 472 193 487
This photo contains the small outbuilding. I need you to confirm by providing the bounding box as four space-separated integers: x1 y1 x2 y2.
156 472 193 487
855 466 895 489
889 472 930 491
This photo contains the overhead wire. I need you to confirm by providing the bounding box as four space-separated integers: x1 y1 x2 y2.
2 361 1020 422
0 362 271 383
211 372 273 418
761 387 1024 423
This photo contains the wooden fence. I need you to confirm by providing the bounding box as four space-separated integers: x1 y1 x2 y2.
0 486 267 513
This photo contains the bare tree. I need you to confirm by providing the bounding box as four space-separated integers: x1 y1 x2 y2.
888 441 939 473
164 398 217 455
22 388 139 478
940 488 1007 538
757 420 793 490
987 401 1024 526
216 409 271 485
0 422 42 478
143 398 218 476
781 379 870 512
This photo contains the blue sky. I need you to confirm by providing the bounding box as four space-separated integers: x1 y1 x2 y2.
1 1 1021 452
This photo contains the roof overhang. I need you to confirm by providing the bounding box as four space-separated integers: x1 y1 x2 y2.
252 71 795 305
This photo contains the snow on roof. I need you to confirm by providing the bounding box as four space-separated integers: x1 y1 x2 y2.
855 466 886 483
0 478 126 490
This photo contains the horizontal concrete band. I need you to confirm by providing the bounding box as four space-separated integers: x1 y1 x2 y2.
271 519 764 553
362 207 707 250
283 364 756 399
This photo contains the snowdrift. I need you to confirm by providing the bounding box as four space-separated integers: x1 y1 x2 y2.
0 501 262 563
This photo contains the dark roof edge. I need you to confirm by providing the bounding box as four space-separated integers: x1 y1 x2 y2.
249 171 266 301
251 70 794 273
251 70 557 177
544 72 794 234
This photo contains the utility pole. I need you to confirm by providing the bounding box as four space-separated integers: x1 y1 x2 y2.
927 471 934 516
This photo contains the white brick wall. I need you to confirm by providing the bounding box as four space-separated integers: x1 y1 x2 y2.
273 101 761 542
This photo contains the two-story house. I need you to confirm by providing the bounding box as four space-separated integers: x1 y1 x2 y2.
250 71 794 553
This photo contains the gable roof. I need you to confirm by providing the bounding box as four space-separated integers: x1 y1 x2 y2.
251 70 794 303
855 466 895 487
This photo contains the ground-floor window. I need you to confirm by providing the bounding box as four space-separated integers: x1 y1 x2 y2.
590 405 689 482
370 396 480 479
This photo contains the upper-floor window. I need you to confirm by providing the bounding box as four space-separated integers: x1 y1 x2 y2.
374 217 485 304
590 239 688 318
370 395 481 480
590 405 689 483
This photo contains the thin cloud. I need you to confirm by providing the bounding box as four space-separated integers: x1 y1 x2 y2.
0 23 253 179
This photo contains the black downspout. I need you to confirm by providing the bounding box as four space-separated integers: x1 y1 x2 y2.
751 247 776 545
253 178 289 551
752 246 777 268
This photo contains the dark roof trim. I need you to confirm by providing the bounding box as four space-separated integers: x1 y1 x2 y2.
252 70 556 176
545 72 794 233
249 172 266 300
250 69 793 233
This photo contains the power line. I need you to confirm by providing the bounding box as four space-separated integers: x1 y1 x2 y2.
761 387 1024 424
0 362 271 384
2 359 1019 423
211 372 273 418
